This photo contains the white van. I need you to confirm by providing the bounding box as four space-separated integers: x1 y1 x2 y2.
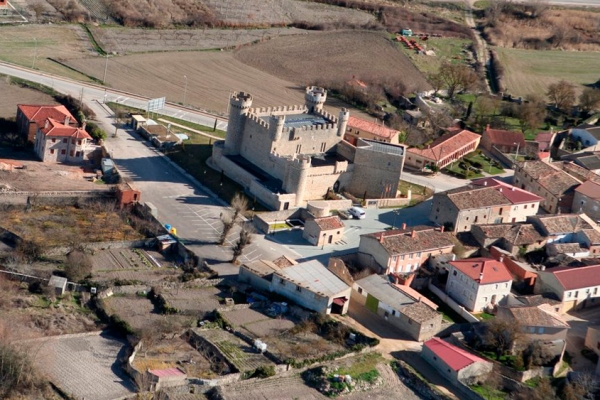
348 206 366 219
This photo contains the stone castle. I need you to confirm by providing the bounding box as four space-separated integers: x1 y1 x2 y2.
211 87 406 210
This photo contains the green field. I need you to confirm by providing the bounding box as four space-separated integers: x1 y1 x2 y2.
397 37 473 75
495 47 600 98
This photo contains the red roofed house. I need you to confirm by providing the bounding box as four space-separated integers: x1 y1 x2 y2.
430 177 543 233
302 215 345 247
34 118 94 163
358 225 455 274
480 125 525 153
344 116 400 145
405 129 481 171
147 367 187 390
17 104 77 143
573 180 600 221
535 264 600 313
421 337 493 385
446 258 513 312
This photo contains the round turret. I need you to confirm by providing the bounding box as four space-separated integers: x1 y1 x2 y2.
225 91 253 155
337 108 350 137
305 86 327 113
230 92 253 110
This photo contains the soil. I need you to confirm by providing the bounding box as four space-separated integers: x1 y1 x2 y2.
104 295 195 331
234 30 432 94
91 249 180 284
0 79 58 119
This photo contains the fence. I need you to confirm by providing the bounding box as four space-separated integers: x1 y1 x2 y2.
427 282 479 323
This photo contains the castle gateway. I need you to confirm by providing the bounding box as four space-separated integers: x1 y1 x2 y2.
211 87 406 210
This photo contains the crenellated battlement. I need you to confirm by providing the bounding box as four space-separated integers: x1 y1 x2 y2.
251 104 307 116
314 109 339 124
230 92 253 109
246 113 269 129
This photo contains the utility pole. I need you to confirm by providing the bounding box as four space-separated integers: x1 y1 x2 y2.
79 87 84 108
32 38 37 69
103 54 109 84
183 75 188 106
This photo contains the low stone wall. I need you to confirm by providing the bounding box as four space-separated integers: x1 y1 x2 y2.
44 239 148 256
364 196 411 209
307 199 352 216
428 282 479 323
490 146 516 168
0 190 114 206
394 360 453 400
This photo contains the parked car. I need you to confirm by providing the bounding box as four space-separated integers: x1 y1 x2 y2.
348 206 366 219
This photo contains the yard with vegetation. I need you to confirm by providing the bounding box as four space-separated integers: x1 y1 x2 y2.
397 36 474 76
444 150 504 179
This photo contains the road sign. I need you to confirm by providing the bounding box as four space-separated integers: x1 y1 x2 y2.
147 97 166 112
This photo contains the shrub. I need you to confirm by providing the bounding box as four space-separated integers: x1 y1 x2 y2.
86 122 107 142
0 339 45 398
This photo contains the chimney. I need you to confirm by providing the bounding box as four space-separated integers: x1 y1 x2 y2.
379 234 384 244
440 225 445 233
479 272 484 281
511 187 515 191
484 181 488 186
64 115 70 126
402 223 407 230
44 119 49 129
411 230 416 238
485 124 490 131
499 255 504 263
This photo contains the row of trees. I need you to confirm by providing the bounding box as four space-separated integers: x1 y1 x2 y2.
219 193 254 263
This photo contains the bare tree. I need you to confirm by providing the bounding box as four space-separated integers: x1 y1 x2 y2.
432 62 479 100
518 95 546 133
0 337 43 398
579 87 600 114
218 212 234 246
522 340 554 369
64 250 93 282
231 225 254 263
547 80 576 112
527 0 550 19
485 0 509 27
481 318 522 359
218 193 248 245
30 2 45 21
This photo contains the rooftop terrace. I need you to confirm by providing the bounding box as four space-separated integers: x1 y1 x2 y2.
259 113 332 129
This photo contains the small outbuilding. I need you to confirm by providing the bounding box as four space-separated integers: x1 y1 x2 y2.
302 216 345 246
48 275 68 296
421 337 493 385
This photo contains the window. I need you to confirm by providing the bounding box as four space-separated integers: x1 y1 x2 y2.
392 310 396 317
595 288 598 295
495 284 499 289
401 255 405 261
296 144 302 154
61 149 66 155
575 291 579 298
392 256 397 262
50 149 55 154
358 287 363 294
409 253 413 259
75 151 80 157
69 150 74 157
384 311 389 318
499 208 503 215
453 270 457 276
466 217 469 221
63 138 67 143
567 292 571 298
71 139 75 145
77 140 81 145
279 278 285 284
433 356 437 360
524 205 528 209
296 285 301 292
538 327 545 334
52 138 56 143
474 216 478 223
483 297 488 302
320 142 326 152
417 252 422 258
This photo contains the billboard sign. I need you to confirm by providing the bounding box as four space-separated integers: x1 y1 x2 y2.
147 97 166 112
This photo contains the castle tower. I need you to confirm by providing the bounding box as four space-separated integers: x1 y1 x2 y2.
285 156 311 207
337 108 349 137
305 86 327 113
270 115 285 142
225 92 253 155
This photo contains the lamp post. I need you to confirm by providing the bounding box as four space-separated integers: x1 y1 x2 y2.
183 75 188 106
103 54 109 84
32 38 37 69
513 141 520 163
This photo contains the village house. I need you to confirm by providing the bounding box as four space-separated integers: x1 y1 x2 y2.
358 225 455 275
17 104 77 143
421 338 493 385
513 161 582 213
471 223 546 255
573 180 600 221
480 125 525 154
561 151 600 175
496 304 570 357
446 258 513 312
343 116 400 145
488 247 539 289
429 178 542 233
569 123 600 150
583 326 600 376
238 257 297 293
352 274 442 341
34 118 95 163
535 264 600 313
405 128 481 171
302 216 345 247
403 109 428 128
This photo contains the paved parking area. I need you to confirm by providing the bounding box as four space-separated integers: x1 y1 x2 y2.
563 307 600 372
25 331 135 400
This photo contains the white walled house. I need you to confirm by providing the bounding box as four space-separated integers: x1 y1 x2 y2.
535 264 600 313
34 118 94 163
446 258 513 312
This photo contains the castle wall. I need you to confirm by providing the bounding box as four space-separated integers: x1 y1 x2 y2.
271 125 341 156
251 105 307 117
336 140 356 162
239 119 283 180
348 146 405 199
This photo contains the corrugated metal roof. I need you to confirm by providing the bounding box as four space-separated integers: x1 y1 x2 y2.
275 260 349 297
424 337 488 371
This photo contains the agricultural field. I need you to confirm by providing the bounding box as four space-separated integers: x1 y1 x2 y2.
397 36 474 75
91 248 180 284
234 31 432 94
197 328 276 373
0 24 95 81
1 204 144 247
495 47 600 98
103 295 196 332
219 373 327 400
0 78 57 118
221 308 296 337
161 286 223 315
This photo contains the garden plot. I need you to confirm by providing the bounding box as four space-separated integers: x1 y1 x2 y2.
91 248 179 284
219 373 327 400
197 329 275 373
222 308 296 338
161 286 222 315
104 295 195 332
266 331 345 363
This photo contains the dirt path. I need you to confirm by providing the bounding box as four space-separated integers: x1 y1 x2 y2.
464 1 492 94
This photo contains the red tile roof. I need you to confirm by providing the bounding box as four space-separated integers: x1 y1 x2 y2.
471 177 543 204
347 116 399 140
535 132 554 151
449 257 513 285
575 180 600 201
483 127 525 147
313 216 345 231
41 118 92 140
365 226 455 255
148 367 186 378
424 337 488 371
18 104 75 125
407 129 480 161
550 264 600 291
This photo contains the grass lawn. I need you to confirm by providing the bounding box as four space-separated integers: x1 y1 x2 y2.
495 47 600 98
334 353 382 382
397 36 473 76
464 152 504 175
470 385 507 400
476 312 495 321
444 162 483 179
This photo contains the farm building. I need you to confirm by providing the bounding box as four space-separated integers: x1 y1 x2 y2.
302 216 345 246
421 338 492 385
211 87 406 210
480 125 525 153
344 116 400 145
352 274 442 341
48 275 68 296
405 128 480 171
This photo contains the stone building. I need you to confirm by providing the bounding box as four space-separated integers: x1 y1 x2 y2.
34 118 95 163
446 258 513 312
480 125 525 153
405 128 480 170
535 264 600 313
352 274 442 341
211 87 406 210
358 225 455 275
471 223 546 255
17 104 77 143
343 116 400 145
513 161 582 213
430 178 542 233
302 216 345 247
573 180 600 221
